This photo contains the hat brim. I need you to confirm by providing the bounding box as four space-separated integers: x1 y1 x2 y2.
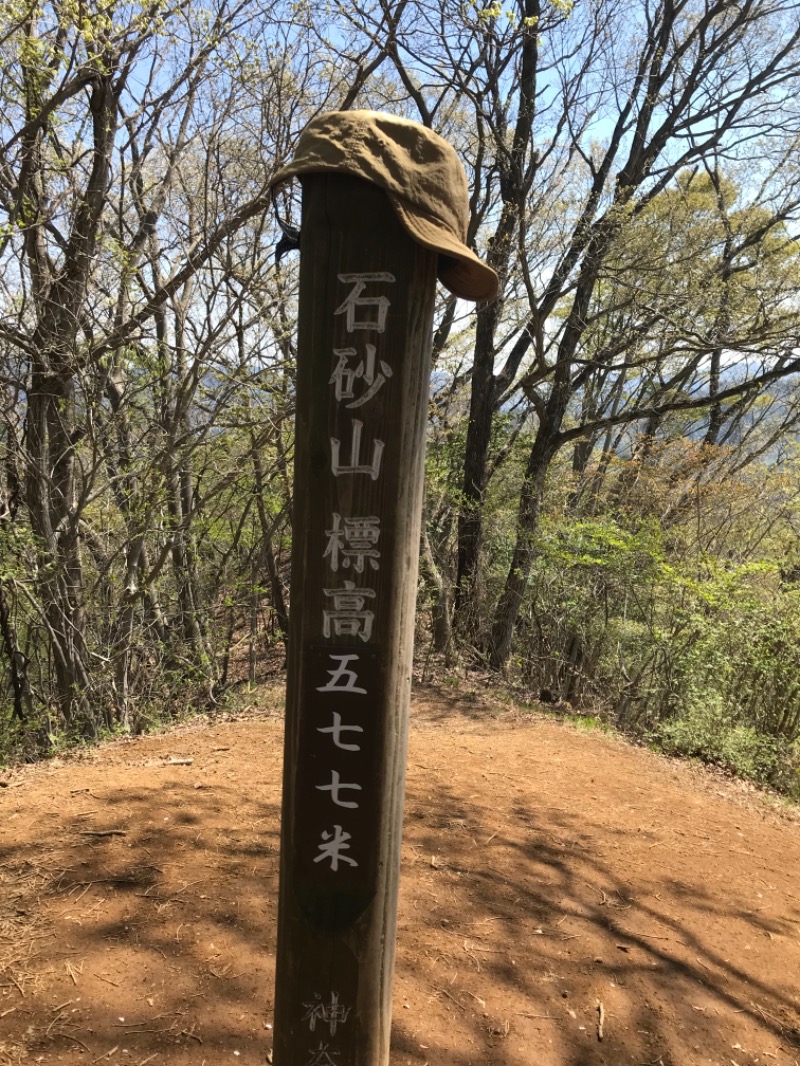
390 195 499 303
271 163 499 303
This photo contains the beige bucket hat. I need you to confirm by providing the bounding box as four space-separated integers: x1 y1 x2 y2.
270 110 498 303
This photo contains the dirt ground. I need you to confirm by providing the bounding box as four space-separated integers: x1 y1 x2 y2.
1 684 799 1066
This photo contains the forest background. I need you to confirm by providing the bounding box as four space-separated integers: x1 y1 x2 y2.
1 0 800 795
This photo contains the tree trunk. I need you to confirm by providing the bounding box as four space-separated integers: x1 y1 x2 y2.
454 303 498 627
25 364 92 725
488 427 559 669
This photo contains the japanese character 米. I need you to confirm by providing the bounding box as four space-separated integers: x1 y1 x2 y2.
313 825 358 872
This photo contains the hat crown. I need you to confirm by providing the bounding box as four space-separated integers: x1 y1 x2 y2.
290 110 469 240
271 110 497 302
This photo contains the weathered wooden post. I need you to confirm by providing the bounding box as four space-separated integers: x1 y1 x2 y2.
269 111 497 1066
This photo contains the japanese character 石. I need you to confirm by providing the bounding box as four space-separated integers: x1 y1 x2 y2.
334 272 395 332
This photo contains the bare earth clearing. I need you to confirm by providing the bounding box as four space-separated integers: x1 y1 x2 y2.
1 685 799 1066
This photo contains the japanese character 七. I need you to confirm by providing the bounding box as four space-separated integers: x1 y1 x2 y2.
317 711 363 752
316 769 362 808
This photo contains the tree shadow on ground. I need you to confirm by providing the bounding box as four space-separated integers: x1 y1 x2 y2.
0 713 798 1066
392 778 800 1066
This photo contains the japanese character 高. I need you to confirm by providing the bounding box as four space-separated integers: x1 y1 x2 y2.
322 581 375 642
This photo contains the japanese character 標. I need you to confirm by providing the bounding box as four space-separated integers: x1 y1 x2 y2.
324 513 381 573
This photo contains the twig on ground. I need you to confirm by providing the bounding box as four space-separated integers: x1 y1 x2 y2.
627 931 672 941
433 985 466 1012
597 1000 605 1041
91 1044 119 1063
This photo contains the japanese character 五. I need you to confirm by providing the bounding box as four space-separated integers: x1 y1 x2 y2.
334 272 395 333
316 654 367 694
330 345 393 408
313 825 358 872
316 769 362 808
323 581 375 642
323 514 381 573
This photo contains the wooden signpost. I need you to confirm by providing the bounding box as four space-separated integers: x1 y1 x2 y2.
272 172 439 1066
